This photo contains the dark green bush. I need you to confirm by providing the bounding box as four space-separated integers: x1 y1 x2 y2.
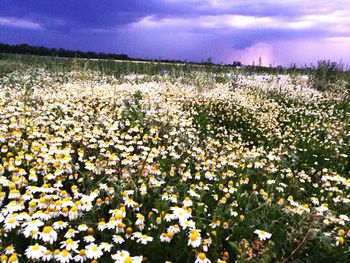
308 60 339 91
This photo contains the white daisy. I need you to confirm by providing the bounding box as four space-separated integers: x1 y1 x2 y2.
195 252 211 263
254 229 272 241
55 249 72 263
85 243 103 260
25 243 46 260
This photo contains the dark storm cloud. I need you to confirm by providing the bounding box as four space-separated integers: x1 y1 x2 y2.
0 0 334 31
1 0 350 65
0 0 148 31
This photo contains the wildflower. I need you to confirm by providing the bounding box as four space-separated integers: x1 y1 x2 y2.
97 220 106 231
183 197 193 207
69 206 79 220
100 242 112 252
65 228 78 238
168 224 181 234
84 235 96 243
336 236 345 246
180 219 196 229
56 249 72 263
195 252 211 263
25 243 46 260
40 226 58 244
188 229 202 248
74 249 87 263
85 243 103 259
160 232 174 243
0 255 8 263
338 229 345 236
254 229 272 241
113 235 125 244
78 224 88 231
136 234 153 245
60 238 79 252
5 245 15 255
4 217 19 231
125 227 133 238
112 250 130 262
7 253 19 263
135 213 145 230
42 249 53 262
140 183 147 196
53 221 68 230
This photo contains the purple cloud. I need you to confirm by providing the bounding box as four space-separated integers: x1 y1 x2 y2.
1 0 349 66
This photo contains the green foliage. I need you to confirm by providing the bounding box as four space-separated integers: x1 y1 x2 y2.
308 60 340 91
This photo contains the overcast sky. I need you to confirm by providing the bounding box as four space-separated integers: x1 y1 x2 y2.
1 0 350 66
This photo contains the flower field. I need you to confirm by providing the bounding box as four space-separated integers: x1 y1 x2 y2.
0 63 350 262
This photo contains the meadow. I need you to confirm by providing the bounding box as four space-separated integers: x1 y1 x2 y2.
0 54 350 262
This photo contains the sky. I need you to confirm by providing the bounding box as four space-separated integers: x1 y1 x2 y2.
1 0 350 66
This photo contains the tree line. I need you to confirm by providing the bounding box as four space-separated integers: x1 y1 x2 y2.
0 43 130 60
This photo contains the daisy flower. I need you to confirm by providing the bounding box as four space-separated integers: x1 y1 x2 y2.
53 220 68 230
113 235 125 244
60 238 80 252
5 245 15 255
55 249 72 263
25 243 46 260
111 250 142 263
7 253 19 263
254 229 272 241
100 242 112 252
183 197 193 207
4 217 19 231
168 224 181 234
188 229 202 248
160 232 174 243
336 236 345 246
40 226 58 244
85 243 103 259
78 224 88 232
84 235 96 243
136 234 153 245
195 252 211 263
65 228 79 238
69 206 79 220
42 249 53 262
74 249 87 263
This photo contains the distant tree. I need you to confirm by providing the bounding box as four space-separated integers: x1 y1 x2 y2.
232 61 242 67
0 43 131 61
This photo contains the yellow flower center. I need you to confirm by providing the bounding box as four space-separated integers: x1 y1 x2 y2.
43 226 53 234
8 218 16 224
116 213 123 220
198 253 206 260
338 229 345 236
32 244 40 251
62 250 69 257
8 253 18 262
91 246 98 252
190 233 199 241
338 237 345 245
